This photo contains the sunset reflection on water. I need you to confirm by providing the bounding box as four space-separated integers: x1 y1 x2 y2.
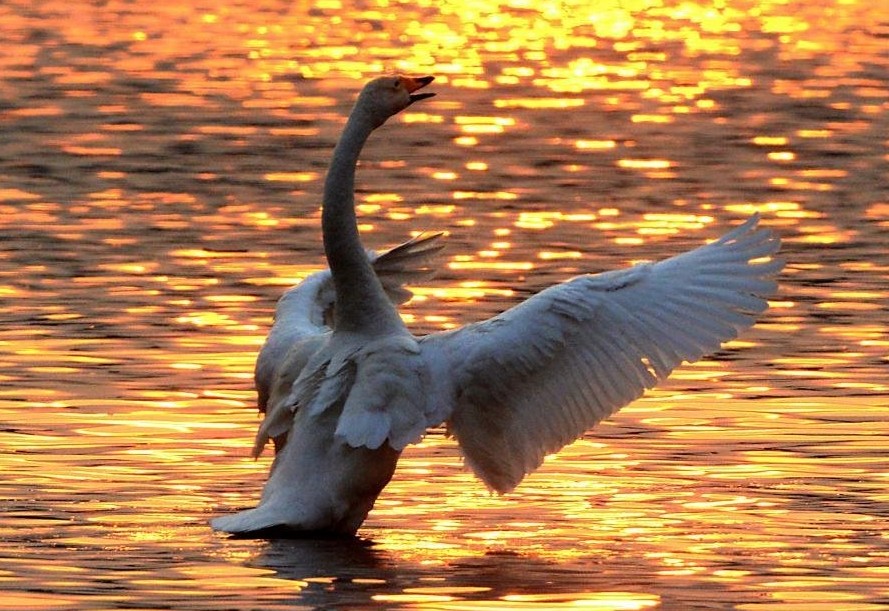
1 0 888 609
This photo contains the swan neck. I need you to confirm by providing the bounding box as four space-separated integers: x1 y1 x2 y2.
321 110 398 331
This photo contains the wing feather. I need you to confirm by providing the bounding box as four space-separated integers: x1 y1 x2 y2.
420 215 782 493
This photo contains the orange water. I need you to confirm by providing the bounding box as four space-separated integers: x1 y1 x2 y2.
1 1 887 609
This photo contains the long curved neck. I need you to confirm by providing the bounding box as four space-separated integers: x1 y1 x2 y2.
322 108 400 333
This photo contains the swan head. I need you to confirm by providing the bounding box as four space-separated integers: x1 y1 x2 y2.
355 75 435 129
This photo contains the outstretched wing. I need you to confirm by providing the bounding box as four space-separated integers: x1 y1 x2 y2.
419 215 783 493
254 232 445 414
372 231 446 307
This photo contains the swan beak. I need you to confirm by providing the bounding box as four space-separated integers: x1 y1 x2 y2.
403 75 435 104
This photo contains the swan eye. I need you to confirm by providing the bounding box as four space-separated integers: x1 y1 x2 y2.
393 77 401 90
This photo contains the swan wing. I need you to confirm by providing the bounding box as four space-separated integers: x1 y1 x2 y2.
254 272 332 415
333 334 429 451
372 232 445 307
252 332 329 457
419 215 783 493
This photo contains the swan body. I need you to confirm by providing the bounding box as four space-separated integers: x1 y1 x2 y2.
212 75 783 537
253 232 444 453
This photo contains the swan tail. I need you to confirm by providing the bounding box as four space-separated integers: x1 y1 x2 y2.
211 504 288 536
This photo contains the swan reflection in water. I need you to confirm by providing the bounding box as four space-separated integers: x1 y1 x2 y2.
249 537 685 608
211 75 783 537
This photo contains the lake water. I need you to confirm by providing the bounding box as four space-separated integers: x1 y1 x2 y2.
1 0 887 609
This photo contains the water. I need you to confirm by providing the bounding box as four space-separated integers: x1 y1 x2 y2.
1 0 887 609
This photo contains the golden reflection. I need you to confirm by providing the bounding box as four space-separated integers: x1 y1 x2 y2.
616 159 672 170
448 260 533 272
453 191 517 201
576 139 617 150
496 98 585 110
263 171 319 183
1 0 887 607
455 115 516 135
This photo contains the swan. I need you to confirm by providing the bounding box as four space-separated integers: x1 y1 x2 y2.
211 75 783 536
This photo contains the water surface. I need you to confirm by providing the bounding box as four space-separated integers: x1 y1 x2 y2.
1 0 888 609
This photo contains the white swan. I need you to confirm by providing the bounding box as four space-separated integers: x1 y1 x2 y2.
211 75 783 536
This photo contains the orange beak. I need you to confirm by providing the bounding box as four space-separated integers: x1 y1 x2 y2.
401 75 435 104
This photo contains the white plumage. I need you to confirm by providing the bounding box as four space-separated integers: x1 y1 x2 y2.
252 233 443 455
211 75 783 537
421 216 781 493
